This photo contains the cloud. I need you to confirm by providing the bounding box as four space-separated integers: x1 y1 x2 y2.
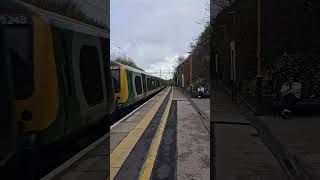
111 0 208 79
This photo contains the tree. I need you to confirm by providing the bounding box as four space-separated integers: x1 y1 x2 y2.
214 0 233 9
177 55 185 64
173 55 184 79
114 56 144 71
188 22 211 86
21 0 108 30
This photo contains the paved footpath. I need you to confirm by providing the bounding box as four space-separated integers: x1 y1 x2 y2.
52 137 108 180
191 97 210 130
258 114 320 179
174 88 210 180
213 88 288 180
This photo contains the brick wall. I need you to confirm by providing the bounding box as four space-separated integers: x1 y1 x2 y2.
213 0 320 96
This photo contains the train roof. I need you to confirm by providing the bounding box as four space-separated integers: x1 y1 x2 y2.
110 61 164 80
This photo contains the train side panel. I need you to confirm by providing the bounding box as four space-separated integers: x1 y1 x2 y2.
15 15 112 146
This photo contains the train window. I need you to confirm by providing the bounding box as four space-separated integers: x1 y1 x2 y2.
157 80 160 87
111 69 120 93
142 74 147 92
2 26 33 100
79 45 103 106
151 79 155 90
135 76 142 95
147 78 152 91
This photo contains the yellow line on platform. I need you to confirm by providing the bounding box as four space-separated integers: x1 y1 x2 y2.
109 87 171 180
139 88 173 180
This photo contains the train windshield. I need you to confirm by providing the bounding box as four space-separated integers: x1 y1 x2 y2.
1 26 33 100
111 69 120 93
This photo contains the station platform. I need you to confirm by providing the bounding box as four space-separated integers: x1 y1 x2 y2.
41 86 210 180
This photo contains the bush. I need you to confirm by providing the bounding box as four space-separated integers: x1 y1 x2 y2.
264 53 320 97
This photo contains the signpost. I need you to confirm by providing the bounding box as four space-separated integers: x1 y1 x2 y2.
256 0 263 103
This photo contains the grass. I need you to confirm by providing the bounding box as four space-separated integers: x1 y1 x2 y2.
21 0 109 31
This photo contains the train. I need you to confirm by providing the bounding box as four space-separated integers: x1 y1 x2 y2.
0 2 113 178
111 61 166 111
0 0 112 150
0 0 166 178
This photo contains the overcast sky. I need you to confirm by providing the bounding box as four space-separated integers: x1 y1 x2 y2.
111 0 209 79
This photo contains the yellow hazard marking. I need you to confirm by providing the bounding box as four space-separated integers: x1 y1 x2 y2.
139 88 173 180
110 87 171 180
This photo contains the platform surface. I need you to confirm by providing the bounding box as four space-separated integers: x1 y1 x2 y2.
174 88 210 180
43 86 211 180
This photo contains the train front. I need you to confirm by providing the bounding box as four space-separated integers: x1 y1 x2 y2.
110 61 130 109
0 2 36 168
1 0 61 169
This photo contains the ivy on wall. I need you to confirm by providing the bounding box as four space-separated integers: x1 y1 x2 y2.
264 53 320 97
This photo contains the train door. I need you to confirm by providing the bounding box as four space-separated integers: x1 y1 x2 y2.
0 37 17 169
101 38 114 126
146 76 151 95
142 74 147 94
133 73 143 101
71 32 108 129
0 17 33 170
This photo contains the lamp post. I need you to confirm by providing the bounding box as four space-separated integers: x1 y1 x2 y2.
215 10 238 103
256 0 263 103
225 11 237 104
170 66 175 86
187 51 193 95
187 51 193 86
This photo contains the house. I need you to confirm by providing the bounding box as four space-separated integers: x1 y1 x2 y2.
212 0 320 97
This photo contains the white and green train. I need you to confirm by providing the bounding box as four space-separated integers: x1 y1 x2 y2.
1 0 112 178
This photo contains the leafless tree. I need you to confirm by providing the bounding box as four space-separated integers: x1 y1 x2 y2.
177 55 185 64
